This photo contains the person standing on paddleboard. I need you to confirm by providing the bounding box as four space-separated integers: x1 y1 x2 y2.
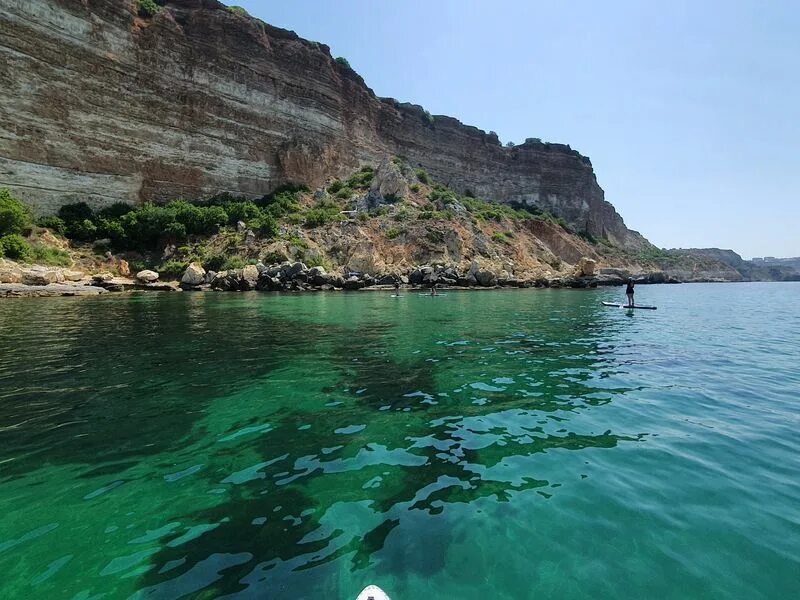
625 278 635 307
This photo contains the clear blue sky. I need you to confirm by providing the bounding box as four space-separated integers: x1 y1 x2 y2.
232 0 799 258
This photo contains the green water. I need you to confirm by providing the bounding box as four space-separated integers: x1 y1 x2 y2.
0 284 798 599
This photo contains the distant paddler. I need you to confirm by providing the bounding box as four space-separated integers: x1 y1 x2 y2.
625 278 635 307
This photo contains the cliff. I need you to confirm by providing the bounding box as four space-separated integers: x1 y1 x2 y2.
0 0 646 248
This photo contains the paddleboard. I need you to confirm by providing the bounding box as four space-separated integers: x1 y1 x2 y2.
602 301 657 310
419 293 446 297
390 294 403 297
356 585 391 600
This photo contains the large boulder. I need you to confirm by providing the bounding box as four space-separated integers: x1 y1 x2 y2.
63 270 84 282
241 264 260 290
578 257 597 277
367 159 408 205
343 276 364 290
22 267 65 286
181 262 206 286
0 261 23 284
475 269 498 287
136 270 159 283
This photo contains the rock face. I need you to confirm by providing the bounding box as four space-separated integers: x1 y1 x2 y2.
0 0 645 248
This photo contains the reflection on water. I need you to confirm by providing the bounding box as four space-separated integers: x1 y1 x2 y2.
1 285 798 599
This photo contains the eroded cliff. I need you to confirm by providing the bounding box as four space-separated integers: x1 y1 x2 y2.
0 0 647 248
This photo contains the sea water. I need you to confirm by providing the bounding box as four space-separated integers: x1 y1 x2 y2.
0 283 798 599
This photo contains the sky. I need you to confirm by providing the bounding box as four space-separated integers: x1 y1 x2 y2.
232 0 799 258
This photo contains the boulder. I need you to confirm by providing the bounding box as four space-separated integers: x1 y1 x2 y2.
205 270 217 284
241 264 260 290
475 269 497 287
287 262 308 278
255 262 268 274
256 274 283 291
63 270 84 282
343 276 364 290
0 262 23 284
92 272 114 282
181 262 206 286
578 257 597 277
136 270 159 283
236 220 247 232
22 267 65 286
244 229 256 247
368 159 408 205
116 259 131 277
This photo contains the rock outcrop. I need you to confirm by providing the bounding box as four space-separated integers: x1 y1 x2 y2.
0 0 646 248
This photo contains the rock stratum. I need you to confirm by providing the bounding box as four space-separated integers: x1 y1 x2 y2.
0 0 647 248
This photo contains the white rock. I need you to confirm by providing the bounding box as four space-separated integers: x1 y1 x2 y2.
136 270 159 283
181 262 206 286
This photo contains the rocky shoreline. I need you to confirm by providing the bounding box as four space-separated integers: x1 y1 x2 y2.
0 257 688 298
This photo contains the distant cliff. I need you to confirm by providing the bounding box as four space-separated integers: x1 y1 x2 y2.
0 0 647 248
665 249 800 282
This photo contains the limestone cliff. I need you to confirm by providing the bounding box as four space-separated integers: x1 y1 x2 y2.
0 0 646 248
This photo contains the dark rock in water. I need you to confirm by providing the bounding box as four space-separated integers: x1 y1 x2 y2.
408 269 424 285
362 274 376 287
456 276 471 287
343 276 364 290
256 274 283 291
475 270 497 287
377 274 397 286
330 275 345 289
440 276 457 286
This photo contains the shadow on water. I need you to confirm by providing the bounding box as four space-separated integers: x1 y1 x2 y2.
0 294 310 480
131 295 643 599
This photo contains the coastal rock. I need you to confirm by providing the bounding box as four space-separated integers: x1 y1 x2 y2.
0 262 23 284
343 276 364 290
578 257 597 277
242 264 260 287
136 270 159 283
116 259 131 277
22 267 65 286
475 270 498 287
63 270 84 282
181 263 206 286
92 272 114 282
0 283 107 298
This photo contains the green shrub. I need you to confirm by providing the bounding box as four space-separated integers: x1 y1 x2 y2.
58 202 98 239
224 201 261 225
415 169 430 184
285 235 308 250
0 189 32 236
29 244 71 267
163 221 187 241
335 187 354 200
227 5 250 17
426 230 445 243
385 227 404 240
37 215 66 235
68 219 98 242
327 180 344 194
157 260 189 279
0 234 32 261
252 214 280 238
202 253 227 272
98 202 134 220
221 255 247 271
409 184 420 194
137 0 162 18
335 56 352 69
346 167 374 190
262 250 288 265
492 232 510 245
304 205 343 228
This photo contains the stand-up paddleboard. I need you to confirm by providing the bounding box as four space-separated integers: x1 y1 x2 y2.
390 294 403 297
602 301 657 310
356 585 391 600
419 293 446 297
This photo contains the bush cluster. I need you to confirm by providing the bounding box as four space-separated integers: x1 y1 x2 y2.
0 234 31 260
0 188 32 237
48 193 292 251
137 0 164 18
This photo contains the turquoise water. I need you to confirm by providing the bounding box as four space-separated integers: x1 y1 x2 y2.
0 283 798 599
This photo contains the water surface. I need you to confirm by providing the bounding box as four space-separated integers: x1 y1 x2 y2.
1 284 798 599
